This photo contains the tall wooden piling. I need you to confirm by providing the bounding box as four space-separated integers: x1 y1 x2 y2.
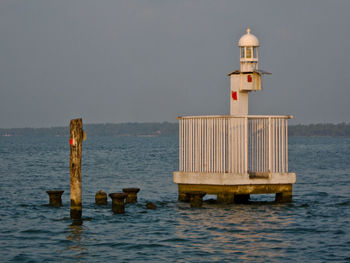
70 118 83 221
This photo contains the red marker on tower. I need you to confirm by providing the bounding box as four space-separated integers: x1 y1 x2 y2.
232 91 238 101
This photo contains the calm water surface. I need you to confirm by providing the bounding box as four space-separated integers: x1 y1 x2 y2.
0 136 350 262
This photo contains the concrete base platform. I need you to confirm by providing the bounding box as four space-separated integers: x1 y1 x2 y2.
177 183 293 203
174 171 296 185
174 171 295 203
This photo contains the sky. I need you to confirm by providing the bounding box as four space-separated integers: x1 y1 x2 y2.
1 0 350 128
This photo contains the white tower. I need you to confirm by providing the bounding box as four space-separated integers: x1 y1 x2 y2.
229 28 268 116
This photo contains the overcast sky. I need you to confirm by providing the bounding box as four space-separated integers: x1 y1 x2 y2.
1 0 349 128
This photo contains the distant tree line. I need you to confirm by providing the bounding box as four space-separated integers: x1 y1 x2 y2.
0 122 178 137
1 122 350 137
288 123 350 137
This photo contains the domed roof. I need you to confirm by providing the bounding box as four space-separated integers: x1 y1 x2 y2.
238 28 259 47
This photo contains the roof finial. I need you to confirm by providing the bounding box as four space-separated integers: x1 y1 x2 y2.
247 27 251 34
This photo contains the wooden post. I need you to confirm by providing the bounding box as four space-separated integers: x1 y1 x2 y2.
70 118 83 222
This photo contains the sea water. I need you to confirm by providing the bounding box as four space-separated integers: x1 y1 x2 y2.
0 136 349 262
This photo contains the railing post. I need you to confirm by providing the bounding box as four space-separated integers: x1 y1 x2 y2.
286 118 289 173
179 118 182 172
268 117 272 173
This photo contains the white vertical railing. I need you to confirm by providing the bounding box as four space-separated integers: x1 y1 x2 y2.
247 116 289 173
178 115 291 174
248 117 269 173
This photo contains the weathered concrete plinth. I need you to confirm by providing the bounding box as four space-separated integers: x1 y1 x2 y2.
217 193 235 204
275 191 292 203
178 192 190 202
95 190 107 205
178 184 293 203
46 190 64 207
122 188 140 203
109 193 128 214
186 191 206 207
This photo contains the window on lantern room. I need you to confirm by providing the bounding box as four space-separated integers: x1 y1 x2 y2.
241 48 245 58
253 47 257 58
246 47 252 58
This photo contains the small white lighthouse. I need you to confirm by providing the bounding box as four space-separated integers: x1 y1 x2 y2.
174 28 296 204
229 28 269 116
239 27 259 72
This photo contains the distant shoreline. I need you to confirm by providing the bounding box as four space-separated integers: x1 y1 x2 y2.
1 122 350 137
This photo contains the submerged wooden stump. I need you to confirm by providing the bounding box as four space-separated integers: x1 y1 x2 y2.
146 202 157 210
109 193 128 214
95 190 107 205
122 188 140 203
46 190 64 207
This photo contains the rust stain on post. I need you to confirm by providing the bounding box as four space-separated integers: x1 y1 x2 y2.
70 118 83 220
